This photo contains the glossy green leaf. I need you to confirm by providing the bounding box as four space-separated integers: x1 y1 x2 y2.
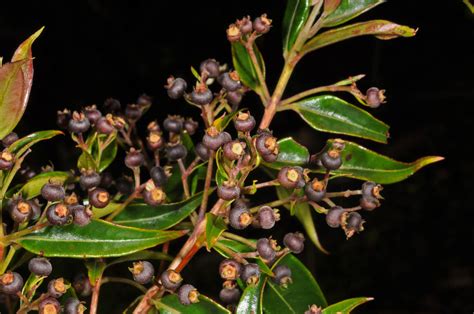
21 273 45 304
17 219 186 258
236 274 265 314
92 202 122 219
19 171 71 199
77 149 97 171
98 137 117 172
113 192 205 230
282 0 310 55
190 163 207 195
85 260 106 284
303 20 417 54
106 250 172 268
213 110 241 132
205 213 227 250
276 187 329 254
231 41 265 92
155 294 230 314
216 238 255 255
266 137 309 169
262 254 327 313
322 297 373 313
0 28 43 139
313 139 444 184
7 130 63 156
323 0 385 27
283 95 389 143
323 0 342 16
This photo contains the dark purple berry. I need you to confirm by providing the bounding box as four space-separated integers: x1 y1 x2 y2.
273 265 292 286
64 297 86 314
200 59 220 78
253 14 272 34
83 105 102 125
283 232 305 254
195 142 211 161
360 196 380 211
89 188 110 208
305 179 326 202
56 109 71 130
345 212 364 233
71 204 92 226
39 297 61 314
219 285 241 305
226 90 243 107
150 166 168 187
103 98 122 113
2 132 19 147
46 203 71 225
147 131 165 151
30 199 42 220
257 206 278 229
68 111 90 134
256 132 279 162
184 118 199 135
256 238 276 262
361 181 382 199
237 16 253 34
166 143 187 161
223 140 246 161
219 259 241 280
73 273 92 297
0 272 23 295
366 87 386 108
217 182 240 201
190 86 213 105
241 263 260 285
125 149 144 168
95 116 115 134
129 261 154 284
9 199 32 223
48 277 68 298
234 112 255 132
0 151 14 170
125 103 142 122
278 166 305 189
218 71 241 91
28 257 52 277
160 269 183 291
142 185 166 206
326 206 345 228
80 170 101 190
116 176 134 195
202 127 224 151
100 172 114 189
320 150 342 170
166 77 188 99
178 284 200 305
229 205 252 230
163 115 184 133
41 182 65 202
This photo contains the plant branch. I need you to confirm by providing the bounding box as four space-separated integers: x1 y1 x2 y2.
279 85 364 107
197 152 215 221
106 184 146 221
90 275 103 314
177 159 191 199
222 232 257 249
102 277 147 293
243 36 270 103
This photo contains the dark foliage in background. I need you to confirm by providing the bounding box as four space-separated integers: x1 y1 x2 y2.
1 1 472 312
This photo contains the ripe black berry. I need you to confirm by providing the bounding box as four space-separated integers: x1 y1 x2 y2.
218 71 241 91
68 111 90 134
278 166 305 189
223 140 246 161
163 115 184 133
273 265 292 286
9 199 32 223
64 297 86 314
0 271 23 295
255 132 279 162
202 127 231 151
88 188 110 208
305 179 326 202
229 204 252 230
283 232 305 254
226 90 243 107
190 86 213 105
2 132 19 147
257 206 278 229
256 238 276 262
184 118 199 135
41 182 65 202
326 206 345 228
150 166 168 187
0 151 14 170
28 257 52 277
234 112 255 132
253 14 272 34
160 269 183 291
345 212 364 233
219 285 241 305
39 297 61 314
83 105 102 125
125 149 144 168
200 59 220 78
116 176 134 195
219 259 241 281
237 16 253 34
166 143 188 161
48 277 68 298
129 261 155 284
46 203 71 225
56 109 71 130
103 98 122 113
361 181 382 199
320 149 342 170
71 204 93 226
241 263 260 285
142 185 166 206
359 196 380 211
73 273 92 297
217 182 240 201
178 284 200 305
80 170 101 190
195 142 211 160
125 104 142 122
166 77 188 99
366 87 386 108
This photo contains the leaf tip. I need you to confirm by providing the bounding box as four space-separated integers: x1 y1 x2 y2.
414 156 444 171
366 297 375 301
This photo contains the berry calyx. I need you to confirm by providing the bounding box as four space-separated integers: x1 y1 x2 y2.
256 132 279 162
229 204 253 230
68 111 90 134
64 297 87 314
178 284 200 305
9 199 32 223
47 277 69 298
305 178 326 202
166 77 188 99
190 85 213 105
219 259 241 281
88 188 110 208
272 265 292 287
241 263 260 285
160 269 183 291
226 24 241 42
39 297 61 314
0 271 23 295
46 203 71 225
143 181 166 206
253 14 272 34
320 149 342 170
278 166 305 189
0 150 14 170
200 59 221 78
223 140 246 161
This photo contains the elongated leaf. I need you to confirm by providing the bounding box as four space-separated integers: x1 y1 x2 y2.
323 0 342 16
85 260 106 284
106 250 172 268
236 274 265 314
77 149 97 171
323 0 384 27
8 130 63 156
303 20 417 54
231 41 265 92
283 95 389 143
19 171 71 199
98 137 117 172
113 192 205 230
205 213 227 250
262 254 327 313
155 294 230 314
266 137 309 169
17 219 186 258
313 139 443 184
322 297 373 313
283 0 310 55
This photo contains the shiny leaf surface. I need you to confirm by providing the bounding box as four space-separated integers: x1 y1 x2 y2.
19 171 71 199
7 130 63 156
322 297 373 313
155 294 230 314
205 213 227 250
231 41 265 91
265 137 309 169
236 274 265 314
282 0 310 55
323 0 385 27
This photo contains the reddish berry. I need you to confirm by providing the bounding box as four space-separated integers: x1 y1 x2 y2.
147 131 165 151
253 14 272 34
219 71 241 91
71 204 93 226
237 16 253 34
226 90 243 107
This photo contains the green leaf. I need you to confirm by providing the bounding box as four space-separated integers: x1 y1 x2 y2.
283 95 389 143
92 202 122 219
21 273 45 304
19 171 71 199
77 149 97 171
314 139 444 184
113 192 205 230
0 28 43 139
205 213 227 250
85 260 106 284
7 130 63 156
231 41 265 92
17 219 186 258
265 137 309 169
98 137 117 172
303 20 417 55
323 0 342 16
190 163 207 195
276 187 329 254
155 294 230 314
106 250 172 268
215 238 255 255
282 0 310 56
213 110 241 132
262 254 327 313
322 297 373 313
236 274 265 314
323 0 385 27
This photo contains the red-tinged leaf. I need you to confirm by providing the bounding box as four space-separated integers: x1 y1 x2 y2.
323 0 342 15
303 20 417 55
322 0 385 27
322 297 373 313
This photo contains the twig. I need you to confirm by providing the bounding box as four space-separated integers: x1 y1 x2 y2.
177 159 191 199
90 276 103 314
325 190 362 198
197 152 214 221
102 277 147 293
222 232 257 249
106 184 146 221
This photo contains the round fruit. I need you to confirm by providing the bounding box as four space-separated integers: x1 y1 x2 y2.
64 297 86 314
83 105 102 125
219 286 241 305
190 86 213 105
273 265 292 286
234 112 255 132
257 206 278 229
256 238 276 261
116 176 134 195
88 188 110 208
229 205 252 230
166 77 187 99
178 284 200 305
147 131 165 151
125 149 144 168
73 273 92 297
160 269 183 291
71 204 93 226
184 118 199 135
304 179 326 202
200 59 220 78
166 143 187 161
68 111 90 134
326 206 345 228
41 182 65 202
345 212 364 232
80 170 101 190
195 142 210 160
150 166 168 187
223 140 246 161
56 109 71 130
366 87 385 108
219 71 241 91
237 16 253 34
226 24 241 42
46 203 71 225
142 186 166 206
39 297 61 314
283 232 305 254
0 151 14 170
241 263 260 285
217 182 240 201
320 150 342 170
226 90 243 107
0 272 23 295
278 166 305 189
130 261 155 284
28 257 53 277
10 199 32 223
48 277 68 298
219 259 241 281
253 14 272 34
163 116 184 133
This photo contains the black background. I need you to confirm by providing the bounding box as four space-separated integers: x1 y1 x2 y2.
1 1 473 313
